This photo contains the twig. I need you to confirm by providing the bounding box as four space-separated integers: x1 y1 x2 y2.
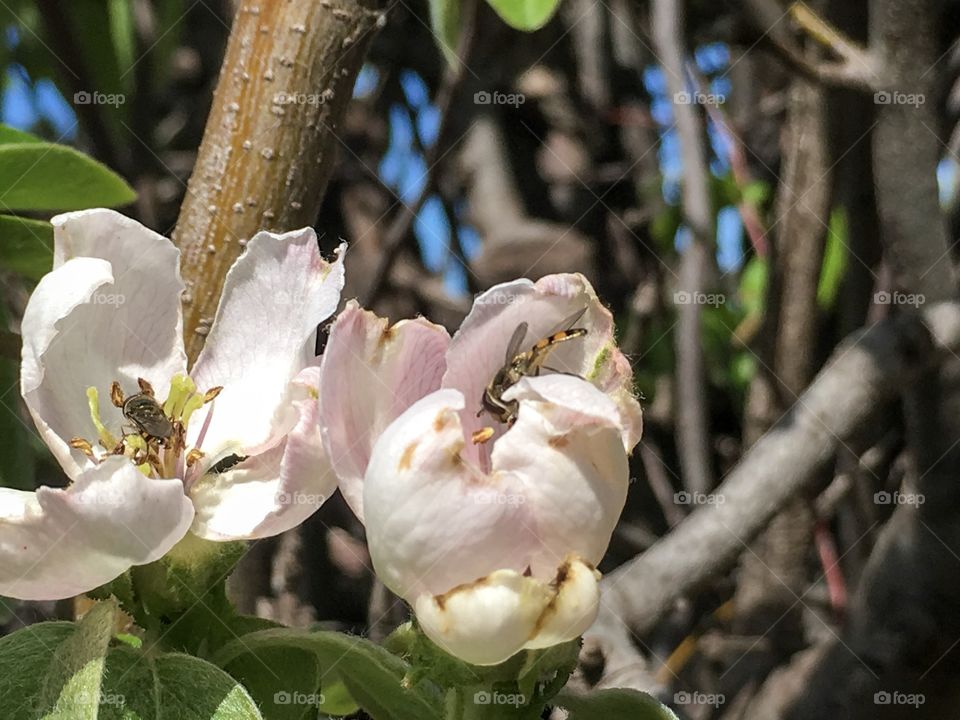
362 0 475 307
652 0 715 495
742 0 881 92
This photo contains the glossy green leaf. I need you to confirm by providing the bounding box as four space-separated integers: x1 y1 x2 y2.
485 0 561 31
0 214 54 280
555 688 679 719
0 143 135 211
0 124 43 145
214 629 442 720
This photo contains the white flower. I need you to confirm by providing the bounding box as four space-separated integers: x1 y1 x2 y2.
318 274 641 664
1 209 344 600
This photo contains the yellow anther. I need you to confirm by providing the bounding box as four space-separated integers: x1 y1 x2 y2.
69 437 96 459
202 386 223 403
86 387 118 448
471 427 495 445
186 448 205 467
163 374 197 419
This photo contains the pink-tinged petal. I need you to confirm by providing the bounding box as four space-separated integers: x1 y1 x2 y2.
415 556 600 665
23 216 187 479
494 374 631 577
363 390 535 599
318 301 449 520
442 274 619 461
189 234 345 460
189 368 335 540
0 456 194 600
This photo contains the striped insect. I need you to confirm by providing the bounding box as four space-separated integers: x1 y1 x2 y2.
478 307 588 427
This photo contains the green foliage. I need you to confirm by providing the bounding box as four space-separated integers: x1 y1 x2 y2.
484 0 562 30
555 688 679 719
214 628 443 720
0 215 55 281
429 0 563 64
0 142 136 212
0 601 264 720
817 207 849 310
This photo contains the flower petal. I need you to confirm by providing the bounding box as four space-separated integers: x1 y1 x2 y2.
414 556 600 665
318 301 449 520
23 210 187 478
363 390 535 599
189 233 345 459
442 274 627 460
188 368 336 540
0 456 194 600
494 374 631 577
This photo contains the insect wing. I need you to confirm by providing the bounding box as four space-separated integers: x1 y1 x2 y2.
504 322 528 363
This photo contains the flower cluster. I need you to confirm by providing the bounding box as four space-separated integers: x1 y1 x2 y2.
0 210 641 666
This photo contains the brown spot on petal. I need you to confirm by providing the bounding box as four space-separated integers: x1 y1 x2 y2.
378 325 395 346
398 440 419 471
549 434 571 448
434 410 450 432
433 573 494 611
529 556 596 641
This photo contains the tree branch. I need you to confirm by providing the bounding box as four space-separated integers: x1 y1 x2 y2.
174 0 386 363
588 303 960 665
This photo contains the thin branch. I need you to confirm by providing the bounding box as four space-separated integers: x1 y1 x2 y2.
362 0 475 307
652 0 714 494
742 0 881 92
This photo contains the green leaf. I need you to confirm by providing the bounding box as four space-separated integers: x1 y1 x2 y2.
0 124 43 145
817 206 849 310
40 599 117 719
214 629 442 720
484 0 561 31
0 143 135 211
555 688 679 719
429 0 460 65
0 607 264 720
0 214 53 280
0 622 75 719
